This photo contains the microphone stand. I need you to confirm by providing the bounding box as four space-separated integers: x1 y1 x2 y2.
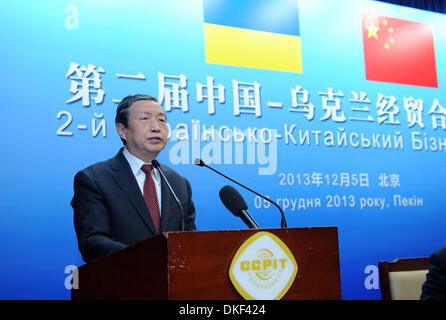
195 159 287 228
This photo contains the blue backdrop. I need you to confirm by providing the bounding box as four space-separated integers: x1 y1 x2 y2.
0 0 445 299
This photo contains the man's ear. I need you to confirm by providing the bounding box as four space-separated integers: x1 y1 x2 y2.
116 123 127 141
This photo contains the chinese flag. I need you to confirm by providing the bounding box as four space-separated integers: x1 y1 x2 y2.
362 13 438 88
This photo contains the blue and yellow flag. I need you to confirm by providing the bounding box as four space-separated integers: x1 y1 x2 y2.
203 0 303 73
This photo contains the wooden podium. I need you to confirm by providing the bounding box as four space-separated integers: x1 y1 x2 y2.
71 227 341 300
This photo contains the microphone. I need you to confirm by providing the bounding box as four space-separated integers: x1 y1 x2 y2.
219 185 260 229
194 158 287 228
151 159 184 231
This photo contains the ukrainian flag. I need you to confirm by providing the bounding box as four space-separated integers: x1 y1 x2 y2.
203 0 302 73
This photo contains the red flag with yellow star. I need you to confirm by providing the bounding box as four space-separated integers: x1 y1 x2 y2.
362 13 437 88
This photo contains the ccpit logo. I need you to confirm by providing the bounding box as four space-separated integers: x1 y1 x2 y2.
229 232 297 300
240 249 288 281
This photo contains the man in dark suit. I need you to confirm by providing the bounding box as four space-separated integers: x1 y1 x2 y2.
71 94 196 263
421 245 446 300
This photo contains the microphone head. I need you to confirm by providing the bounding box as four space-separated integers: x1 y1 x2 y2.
194 158 205 167
151 159 160 169
219 185 248 217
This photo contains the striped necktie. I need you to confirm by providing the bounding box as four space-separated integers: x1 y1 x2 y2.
141 164 160 233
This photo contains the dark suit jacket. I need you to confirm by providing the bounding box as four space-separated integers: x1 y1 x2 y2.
421 245 446 300
71 148 196 263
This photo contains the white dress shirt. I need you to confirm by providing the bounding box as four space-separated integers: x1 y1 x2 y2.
122 148 162 213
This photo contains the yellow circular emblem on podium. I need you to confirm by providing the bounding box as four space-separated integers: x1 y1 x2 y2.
229 231 298 300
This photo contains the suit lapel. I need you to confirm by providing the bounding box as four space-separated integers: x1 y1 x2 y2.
159 167 179 232
110 149 158 235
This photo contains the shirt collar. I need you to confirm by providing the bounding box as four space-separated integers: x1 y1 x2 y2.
122 148 160 179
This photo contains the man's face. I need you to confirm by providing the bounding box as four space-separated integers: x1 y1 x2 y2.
117 99 168 162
